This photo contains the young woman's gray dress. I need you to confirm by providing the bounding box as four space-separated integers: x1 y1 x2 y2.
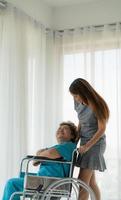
75 101 106 171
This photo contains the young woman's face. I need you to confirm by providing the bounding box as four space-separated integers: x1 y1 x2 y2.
56 125 73 143
71 93 83 103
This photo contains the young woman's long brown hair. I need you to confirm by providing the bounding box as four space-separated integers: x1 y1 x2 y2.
69 78 110 122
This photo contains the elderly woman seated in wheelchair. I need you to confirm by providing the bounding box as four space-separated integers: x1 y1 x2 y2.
2 121 95 200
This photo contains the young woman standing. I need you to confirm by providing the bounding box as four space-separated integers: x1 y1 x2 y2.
69 78 110 200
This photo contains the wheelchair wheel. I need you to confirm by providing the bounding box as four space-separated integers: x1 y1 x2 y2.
39 177 96 200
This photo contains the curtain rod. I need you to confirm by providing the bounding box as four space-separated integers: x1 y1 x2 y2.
54 22 121 33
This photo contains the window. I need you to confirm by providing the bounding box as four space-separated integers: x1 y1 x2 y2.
63 49 121 199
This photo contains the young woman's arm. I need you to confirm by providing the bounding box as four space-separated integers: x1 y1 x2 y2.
75 121 81 142
77 121 81 132
78 120 106 154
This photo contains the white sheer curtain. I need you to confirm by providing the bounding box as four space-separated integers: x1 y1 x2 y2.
54 24 121 200
0 5 63 197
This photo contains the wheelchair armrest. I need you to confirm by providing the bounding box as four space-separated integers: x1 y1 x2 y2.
32 156 66 162
24 155 67 162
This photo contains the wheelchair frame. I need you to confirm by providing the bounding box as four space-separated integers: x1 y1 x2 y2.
10 149 96 200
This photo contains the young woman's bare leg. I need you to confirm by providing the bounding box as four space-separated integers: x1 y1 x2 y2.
78 168 93 200
89 171 101 200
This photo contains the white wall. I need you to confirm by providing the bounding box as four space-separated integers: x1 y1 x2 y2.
52 0 121 29
7 0 53 28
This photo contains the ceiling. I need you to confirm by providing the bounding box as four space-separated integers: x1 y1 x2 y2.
42 0 100 7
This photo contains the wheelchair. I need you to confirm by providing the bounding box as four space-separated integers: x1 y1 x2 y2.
10 149 96 200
